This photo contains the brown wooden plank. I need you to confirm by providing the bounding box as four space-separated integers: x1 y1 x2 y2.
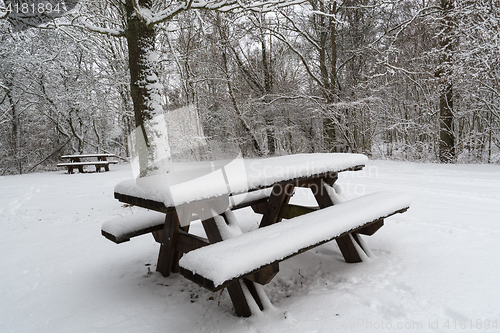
152 213 203 243
102 223 164 244
295 172 338 188
357 219 384 236
175 230 209 253
259 183 295 228
201 217 223 243
62 153 116 159
114 192 172 213
252 202 318 220
156 212 180 277
311 178 335 208
251 201 267 214
231 196 269 211
279 204 319 220
179 268 219 291
58 161 111 166
245 262 279 285
152 229 162 243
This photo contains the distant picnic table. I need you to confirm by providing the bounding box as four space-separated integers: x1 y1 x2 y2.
102 153 411 317
58 153 118 173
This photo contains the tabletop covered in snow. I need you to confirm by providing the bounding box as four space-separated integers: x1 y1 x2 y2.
114 153 367 210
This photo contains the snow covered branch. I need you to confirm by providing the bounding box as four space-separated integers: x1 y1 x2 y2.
135 0 306 28
79 21 125 37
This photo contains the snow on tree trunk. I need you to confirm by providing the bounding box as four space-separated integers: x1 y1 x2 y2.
437 0 456 163
125 0 171 177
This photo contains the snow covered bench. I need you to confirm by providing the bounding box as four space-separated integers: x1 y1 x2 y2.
102 189 273 244
178 192 411 292
102 210 167 243
58 153 118 173
57 161 118 173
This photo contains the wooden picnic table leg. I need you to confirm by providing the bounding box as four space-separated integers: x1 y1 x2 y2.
242 183 295 287
99 156 110 172
312 178 365 263
156 211 180 277
170 225 189 273
259 183 295 228
71 157 84 173
200 214 253 317
170 210 192 273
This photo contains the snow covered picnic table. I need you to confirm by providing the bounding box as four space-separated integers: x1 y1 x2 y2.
104 153 411 317
57 153 118 173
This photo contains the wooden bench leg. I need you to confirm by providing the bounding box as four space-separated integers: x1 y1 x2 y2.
245 262 279 285
101 157 110 172
170 225 189 273
314 179 364 263
226 282 253 317
200 214 255 317
243 279 264 311
358 219 384 236
156 212 180 277
335 234 363 263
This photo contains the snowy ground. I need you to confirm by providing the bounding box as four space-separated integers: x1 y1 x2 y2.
1 160 499 333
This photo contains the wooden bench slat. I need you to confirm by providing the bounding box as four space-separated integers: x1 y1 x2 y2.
178 192 411 291
101 211 166 243
58 161 112 167
252 202 319 219
61 154 116 158
102 211 210 244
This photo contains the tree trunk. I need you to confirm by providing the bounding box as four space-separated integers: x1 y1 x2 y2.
125 0 171 176
261 34 276 155
7 85 22 173
437 0 455 163
316 0 339 152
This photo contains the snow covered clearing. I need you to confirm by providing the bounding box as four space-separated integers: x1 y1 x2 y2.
1 160 499 332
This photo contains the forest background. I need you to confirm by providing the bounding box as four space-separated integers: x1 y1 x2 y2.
1 0 499 175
